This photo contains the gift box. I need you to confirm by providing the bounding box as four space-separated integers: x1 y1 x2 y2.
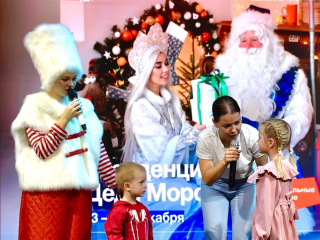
190 72 238 126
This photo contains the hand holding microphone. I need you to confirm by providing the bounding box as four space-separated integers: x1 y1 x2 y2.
67 88 87 131
228 140 240 188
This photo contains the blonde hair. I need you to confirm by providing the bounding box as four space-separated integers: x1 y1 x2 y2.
261 119 297 178
115 162 147 199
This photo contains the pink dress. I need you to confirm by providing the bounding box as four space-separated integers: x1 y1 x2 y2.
247 159 299 240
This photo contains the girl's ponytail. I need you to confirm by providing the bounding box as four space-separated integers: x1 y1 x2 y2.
289 148 297 170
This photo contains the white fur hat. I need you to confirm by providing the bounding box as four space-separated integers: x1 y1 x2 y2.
24 23 83 92
230 10 276 39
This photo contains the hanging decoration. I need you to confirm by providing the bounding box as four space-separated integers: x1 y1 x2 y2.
155 14 165 24
201 31 211 42
169 1 175 9
195 4 203 13
114 31 121 38
155 3 162 10
104 51 111 59
121 30 133 41
112 46 121 55
132 17 139 25
184 11 192 20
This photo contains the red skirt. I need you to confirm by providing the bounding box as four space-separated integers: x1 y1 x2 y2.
18 189 92 240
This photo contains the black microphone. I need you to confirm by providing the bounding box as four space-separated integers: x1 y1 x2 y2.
229 140 239 188
68 88 87 131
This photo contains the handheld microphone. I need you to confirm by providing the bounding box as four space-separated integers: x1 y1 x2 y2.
68 88 87 131
229 140 239 188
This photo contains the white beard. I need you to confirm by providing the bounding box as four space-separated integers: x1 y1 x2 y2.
227 46 282 123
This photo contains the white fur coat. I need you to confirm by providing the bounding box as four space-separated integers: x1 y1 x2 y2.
11 92 103 191
130 87 200 165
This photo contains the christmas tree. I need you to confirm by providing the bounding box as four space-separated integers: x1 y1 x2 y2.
92 0 221 89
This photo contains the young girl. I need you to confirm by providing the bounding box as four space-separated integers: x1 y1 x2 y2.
248 119 299 240
104 162 153 240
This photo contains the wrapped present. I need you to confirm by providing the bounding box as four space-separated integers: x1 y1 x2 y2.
190 71 239 126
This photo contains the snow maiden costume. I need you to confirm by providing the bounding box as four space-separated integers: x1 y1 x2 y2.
215 7 314 232
11 24 116 240
124 24 202 239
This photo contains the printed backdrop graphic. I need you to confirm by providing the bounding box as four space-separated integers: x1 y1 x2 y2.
91 163 203 240
90 164 319 239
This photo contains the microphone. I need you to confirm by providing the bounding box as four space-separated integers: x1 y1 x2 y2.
229 140 239 188
68 88 87 131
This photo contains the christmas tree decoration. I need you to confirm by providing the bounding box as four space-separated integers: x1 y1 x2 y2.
104 51 111 59
132 17 139 25
201 31 210 42
175 11 181 20
213 43 220 51
131 29 138 39
146 16 155 25
114 31 121 38
155 3 162 10
141 21 148 30
154 14 164 24
171 11 177 20
92 0 220 90
200 11 207 18
193 13 199 19
169 0 175 9
124 48 132 56
121 30 133 41
117 57 127 67
184 11 192 20
211 50 218 58
112 46 121 55
90 0 221 124
212 31 218 39
195 4 203 13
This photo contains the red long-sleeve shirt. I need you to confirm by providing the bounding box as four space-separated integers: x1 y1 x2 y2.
26 123 116 189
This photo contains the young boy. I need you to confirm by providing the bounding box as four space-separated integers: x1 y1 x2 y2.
104 162 154 240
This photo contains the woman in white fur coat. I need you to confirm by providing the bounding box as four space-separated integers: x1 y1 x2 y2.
11 24 116 240
122 23 206 239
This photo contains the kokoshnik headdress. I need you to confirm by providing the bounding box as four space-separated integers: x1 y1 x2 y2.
128 23 168 76
24 23 83 92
